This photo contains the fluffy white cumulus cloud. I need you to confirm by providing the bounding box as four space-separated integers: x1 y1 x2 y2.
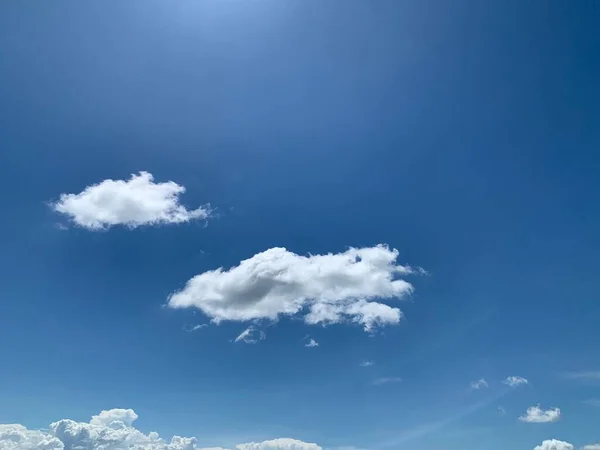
503 376 528 387
533 439 574 450
519 405 561 423
89 408 138 428
168 245 419 332
52 171 210 230
0 424 64 450
0 409 322 450
237 439 321 450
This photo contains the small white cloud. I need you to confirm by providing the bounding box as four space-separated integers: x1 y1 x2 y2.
534 439 574 450
234 326 265 344
470 379 488 390
519 405 561 423
498 406 506 416
305 338 319 348
0 409 324 450
168 245 420 333
372 377 402 386
89 408 138 427
183 324 208 332
502 376 528 387
360 360 374 367
52 171 210 230
583 445 600 450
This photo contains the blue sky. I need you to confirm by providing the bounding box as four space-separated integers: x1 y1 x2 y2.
0 1 599 450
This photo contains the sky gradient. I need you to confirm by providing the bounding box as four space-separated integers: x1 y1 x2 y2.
0 1 599 450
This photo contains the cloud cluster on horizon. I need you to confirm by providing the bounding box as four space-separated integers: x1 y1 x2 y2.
0 408 322 450
52 171 210 230
534 439 574 450
533 440 600 450
168 244 421 333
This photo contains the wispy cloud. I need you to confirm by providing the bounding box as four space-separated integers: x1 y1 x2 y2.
564 371 600 381
360 360 374 367
305 338 319 348
498 406 506 416
234 326 266 344
183 324 207 332
470 378 488 390
502 376 528 387
373 377 402 386
376 390 509 448
519 405 561 423
582 399 600 407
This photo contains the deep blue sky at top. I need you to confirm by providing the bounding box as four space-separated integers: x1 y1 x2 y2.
0 1 599 449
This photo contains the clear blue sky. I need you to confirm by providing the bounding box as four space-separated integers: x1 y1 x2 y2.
0 1 599 450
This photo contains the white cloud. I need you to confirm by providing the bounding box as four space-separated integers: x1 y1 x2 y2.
234 326 265 344
583 445 600 450
52 171 210 230
360 361 374 367
372 377 402 386
498 406 506 416
168 245 419 333
183 324 208 333
470 379 488 390
237 438 321 450
0 409 322 450
305 339 319 348
89 408 138 427
534 439 574 450
519 405 561 423
0 424 64 450
502 376 528 387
